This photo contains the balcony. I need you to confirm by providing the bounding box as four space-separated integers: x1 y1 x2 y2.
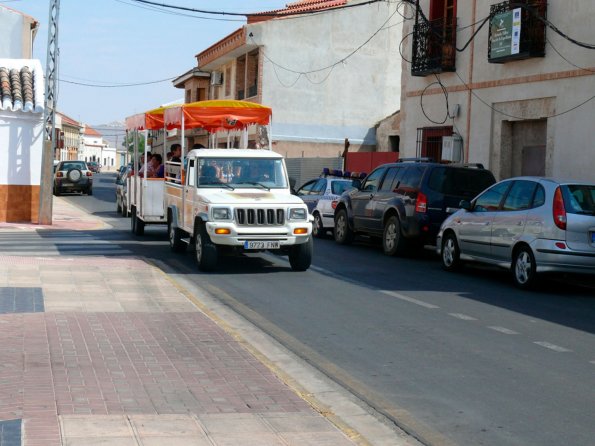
411 17 457 77
488 0 546 63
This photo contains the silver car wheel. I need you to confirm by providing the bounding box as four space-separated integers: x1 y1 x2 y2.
443 238 455 266
515 251 531 284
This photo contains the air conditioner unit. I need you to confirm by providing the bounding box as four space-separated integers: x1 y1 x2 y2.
210 71 223 86
442 134 463 162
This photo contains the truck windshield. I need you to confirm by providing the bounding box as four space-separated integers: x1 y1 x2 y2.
197 157 288 189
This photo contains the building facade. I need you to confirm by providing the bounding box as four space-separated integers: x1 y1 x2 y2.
181 0 403 158
56 112 83 161
79 125 115 169
400 0 595 181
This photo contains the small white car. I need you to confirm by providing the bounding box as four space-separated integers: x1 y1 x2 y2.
296 172 359 238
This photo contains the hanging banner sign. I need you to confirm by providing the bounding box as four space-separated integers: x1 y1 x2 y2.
489 8 522 59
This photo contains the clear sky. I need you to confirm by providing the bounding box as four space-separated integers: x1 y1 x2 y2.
2 0 288 125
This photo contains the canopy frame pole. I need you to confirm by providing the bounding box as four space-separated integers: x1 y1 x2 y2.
268 122 272 151
181 110 186 219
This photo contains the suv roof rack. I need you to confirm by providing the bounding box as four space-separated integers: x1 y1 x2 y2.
445 162 485 169
396 157 435 163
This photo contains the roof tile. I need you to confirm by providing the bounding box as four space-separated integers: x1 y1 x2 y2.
0 59 43 114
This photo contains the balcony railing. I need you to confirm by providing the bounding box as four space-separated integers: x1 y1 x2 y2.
411 17 457 77
488 0 546 63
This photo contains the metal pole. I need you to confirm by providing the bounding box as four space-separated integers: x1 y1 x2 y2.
38 0 60 224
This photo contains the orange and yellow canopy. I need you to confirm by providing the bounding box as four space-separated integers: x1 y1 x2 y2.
164 100 272 132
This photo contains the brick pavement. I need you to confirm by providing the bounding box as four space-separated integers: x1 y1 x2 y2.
0 198 358 446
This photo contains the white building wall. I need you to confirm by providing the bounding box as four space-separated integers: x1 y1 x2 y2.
0 8 25 58
400 1 595 181
0 111 43 185
249 0 403 150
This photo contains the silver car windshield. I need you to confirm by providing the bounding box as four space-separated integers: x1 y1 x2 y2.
197 158 288 189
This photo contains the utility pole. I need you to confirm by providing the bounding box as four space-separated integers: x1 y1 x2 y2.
39 0 60 225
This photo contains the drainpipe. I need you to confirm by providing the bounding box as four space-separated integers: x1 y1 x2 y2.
465 0 477 163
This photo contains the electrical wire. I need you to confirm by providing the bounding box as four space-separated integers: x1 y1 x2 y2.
59 76 176 87
127 0 387 18
546 37 595 74
113 0 245 22
509 2 595 51
252 2 404 85
453 70 595 120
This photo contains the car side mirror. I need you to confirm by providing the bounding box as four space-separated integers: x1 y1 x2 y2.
351 179 362 190
459 200 472 211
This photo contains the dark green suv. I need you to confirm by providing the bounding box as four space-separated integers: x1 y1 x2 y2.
53 160 93 196
333 159 496 255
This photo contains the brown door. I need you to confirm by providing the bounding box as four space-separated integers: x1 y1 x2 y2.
521 145 546 176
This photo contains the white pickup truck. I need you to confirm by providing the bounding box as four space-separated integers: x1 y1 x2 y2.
165 148 313 272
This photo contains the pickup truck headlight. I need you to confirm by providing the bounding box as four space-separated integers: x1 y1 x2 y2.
288 207 307 221
212 207 232 220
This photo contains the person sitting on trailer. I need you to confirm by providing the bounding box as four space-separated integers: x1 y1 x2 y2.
138 152 153 178
149 154 164 178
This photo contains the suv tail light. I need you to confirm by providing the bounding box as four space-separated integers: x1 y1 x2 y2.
331 200 338 210
56 172 63 178
415 192 427 213
553 187 567 230
86 171 93 177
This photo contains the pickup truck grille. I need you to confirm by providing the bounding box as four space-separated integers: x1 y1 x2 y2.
235 208 285 226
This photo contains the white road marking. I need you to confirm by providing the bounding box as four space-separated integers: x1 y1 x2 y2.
488 326 519 335
589 361 595 365
448 313 477 321
533 341 572 353
379 290 439 309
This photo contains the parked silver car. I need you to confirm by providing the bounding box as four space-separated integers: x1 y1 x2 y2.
437 177 595 289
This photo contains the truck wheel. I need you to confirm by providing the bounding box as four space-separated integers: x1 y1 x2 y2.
168 219 187 253
122 199 128 217
289 237 313 271
130 206 137 233
195 224 217 271
334 209 354 244
134 214 145 236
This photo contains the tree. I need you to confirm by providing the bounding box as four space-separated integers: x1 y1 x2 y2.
123 132 145 154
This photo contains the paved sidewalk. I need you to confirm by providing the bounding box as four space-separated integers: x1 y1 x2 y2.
0 198 415 446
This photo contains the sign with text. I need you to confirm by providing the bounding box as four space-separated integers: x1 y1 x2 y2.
489 8 522 60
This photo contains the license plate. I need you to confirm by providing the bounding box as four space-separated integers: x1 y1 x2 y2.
61 183 73 187
243 241 280 250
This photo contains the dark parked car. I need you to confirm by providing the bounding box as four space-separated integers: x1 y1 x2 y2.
53 160 93 196
333 158 496 255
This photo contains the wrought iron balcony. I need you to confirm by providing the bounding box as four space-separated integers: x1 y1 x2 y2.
411 17 457 77
488 0 546 63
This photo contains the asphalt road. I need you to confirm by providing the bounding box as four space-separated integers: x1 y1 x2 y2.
50 173 595 446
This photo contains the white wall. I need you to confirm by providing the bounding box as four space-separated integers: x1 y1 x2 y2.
0 8 24 58
0 111 43 185
249 0 403 147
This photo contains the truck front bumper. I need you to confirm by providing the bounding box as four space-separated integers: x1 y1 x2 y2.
205 221 312 247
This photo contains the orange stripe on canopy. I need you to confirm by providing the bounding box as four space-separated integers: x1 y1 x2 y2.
164 100 272 131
